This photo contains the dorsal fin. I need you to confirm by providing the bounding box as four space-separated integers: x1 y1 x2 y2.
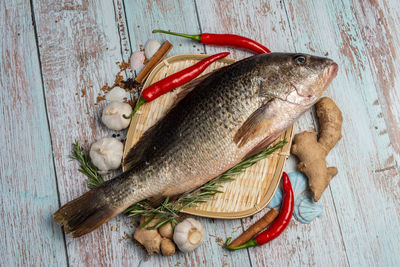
174 68 221 103
122 122 162 170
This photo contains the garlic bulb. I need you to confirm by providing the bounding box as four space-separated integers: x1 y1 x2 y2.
130 51 145 71
101 101 132 130
89 137 123 172
144 39 161 59
105 87 129 102
173 218 204 252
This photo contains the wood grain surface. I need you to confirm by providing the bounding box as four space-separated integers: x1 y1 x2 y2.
1 0 399 266
0 0 68 266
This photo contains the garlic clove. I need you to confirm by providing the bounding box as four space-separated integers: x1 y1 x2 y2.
130 51 145 71
105 108 119 115
144 39 161 59
97 148 106 155
105 87 129 102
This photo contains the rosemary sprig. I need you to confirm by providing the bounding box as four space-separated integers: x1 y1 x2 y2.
126 139 287 229
70 139 287 229
70 141 104 188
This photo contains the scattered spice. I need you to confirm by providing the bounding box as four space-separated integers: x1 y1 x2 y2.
96 61 131 104
121 78 139 91
96 95 106 104
215 237 224 246
81 88 87 97
119 232 131 242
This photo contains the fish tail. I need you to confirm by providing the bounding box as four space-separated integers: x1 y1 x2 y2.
54 176 133 237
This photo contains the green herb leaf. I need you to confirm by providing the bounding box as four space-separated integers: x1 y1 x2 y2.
70 141 104 188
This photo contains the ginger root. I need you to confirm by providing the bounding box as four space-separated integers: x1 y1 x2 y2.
291 97 343 201
133 216 176 256
161 238 176 256
133 217 162 255
159 222 174 239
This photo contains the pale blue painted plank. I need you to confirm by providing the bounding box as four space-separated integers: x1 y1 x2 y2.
285 0 400 266
32 0 143 265
350 0 400 155
124 0 203 56
195 1 349 266
0 0 68 266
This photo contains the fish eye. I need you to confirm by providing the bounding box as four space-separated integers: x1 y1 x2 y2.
294 55 306 64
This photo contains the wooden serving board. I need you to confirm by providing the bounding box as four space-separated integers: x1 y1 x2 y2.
123 54 293 219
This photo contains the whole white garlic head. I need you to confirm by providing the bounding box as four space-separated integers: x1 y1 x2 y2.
89 137 123 172
101 101 132 130
173 218 204 253
144 39 161 59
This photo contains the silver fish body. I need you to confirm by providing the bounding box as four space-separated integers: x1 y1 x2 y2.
54 53 338 237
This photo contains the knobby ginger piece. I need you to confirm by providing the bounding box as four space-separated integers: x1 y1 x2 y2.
291 97 343 201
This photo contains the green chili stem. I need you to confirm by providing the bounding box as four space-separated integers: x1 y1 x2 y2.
225 237 258 250
152 29 201 42
123 97 147 119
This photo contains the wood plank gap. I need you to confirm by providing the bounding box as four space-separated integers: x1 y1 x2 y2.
113 0 136 100
282 0 297 54
242 219 254 267
281 1 351 265
29 0 70 265
282 0 320 138
112 0 129 62
121 0 133 52
193 0 208 54
328 185 351 267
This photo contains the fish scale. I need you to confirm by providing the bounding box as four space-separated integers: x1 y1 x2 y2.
54 53 338 237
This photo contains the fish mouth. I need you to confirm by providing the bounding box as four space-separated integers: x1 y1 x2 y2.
323 62 338 87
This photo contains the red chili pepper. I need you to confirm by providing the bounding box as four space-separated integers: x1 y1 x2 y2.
124 52 229 119
153 29 271 54
225 172 294 250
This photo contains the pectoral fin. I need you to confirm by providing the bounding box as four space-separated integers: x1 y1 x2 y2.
234 103 274 147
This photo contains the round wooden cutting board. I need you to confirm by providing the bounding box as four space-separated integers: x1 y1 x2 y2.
122 54 293 219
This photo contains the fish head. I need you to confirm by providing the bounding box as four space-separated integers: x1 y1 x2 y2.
258 53 338 106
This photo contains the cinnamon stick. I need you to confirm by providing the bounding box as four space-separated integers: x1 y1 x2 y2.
229 208 279 247
135 40 173 84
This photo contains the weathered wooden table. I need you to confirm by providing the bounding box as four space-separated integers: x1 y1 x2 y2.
1 1 399 266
